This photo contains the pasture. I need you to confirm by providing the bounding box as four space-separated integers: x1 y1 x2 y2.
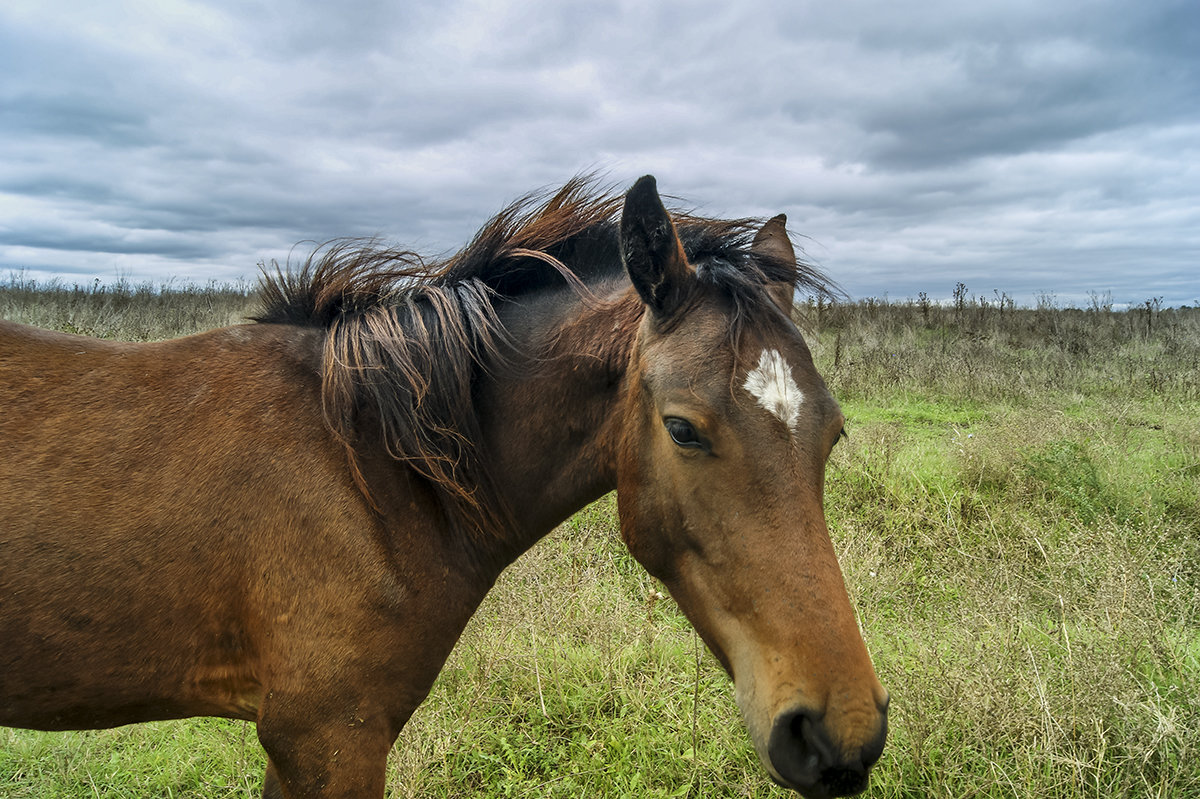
2 276 1198 798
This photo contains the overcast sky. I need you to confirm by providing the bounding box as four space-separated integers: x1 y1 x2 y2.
2 0 1197 307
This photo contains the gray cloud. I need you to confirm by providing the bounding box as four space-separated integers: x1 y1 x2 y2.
1 0 1197 307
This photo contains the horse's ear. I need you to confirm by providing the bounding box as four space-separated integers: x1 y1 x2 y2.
621 175 693 318
753 214 798 315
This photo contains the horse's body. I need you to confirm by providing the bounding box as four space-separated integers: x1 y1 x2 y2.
0 177 887 798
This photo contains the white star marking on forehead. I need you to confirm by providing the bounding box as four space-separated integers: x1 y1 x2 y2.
742 349 803 430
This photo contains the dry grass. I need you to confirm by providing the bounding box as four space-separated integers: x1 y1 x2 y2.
2 278 1198 797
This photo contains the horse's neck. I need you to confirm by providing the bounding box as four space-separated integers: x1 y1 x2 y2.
478 284 638 550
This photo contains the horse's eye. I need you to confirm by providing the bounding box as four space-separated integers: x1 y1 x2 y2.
665 417 705 449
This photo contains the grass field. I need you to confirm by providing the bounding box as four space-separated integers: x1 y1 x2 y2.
2 277 1198 798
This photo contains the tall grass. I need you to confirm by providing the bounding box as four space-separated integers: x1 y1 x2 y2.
0 273 256 340
2 278 1198 797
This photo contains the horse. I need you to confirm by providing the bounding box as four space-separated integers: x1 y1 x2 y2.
0 176 888 798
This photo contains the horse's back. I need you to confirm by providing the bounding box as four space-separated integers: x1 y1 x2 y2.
0 320 332 517
0 320 368 729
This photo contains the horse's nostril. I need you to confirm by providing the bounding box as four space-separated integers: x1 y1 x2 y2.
768 708 879 798
769 709 829 789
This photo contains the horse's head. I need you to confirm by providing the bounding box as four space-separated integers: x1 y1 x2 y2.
616 176 887 797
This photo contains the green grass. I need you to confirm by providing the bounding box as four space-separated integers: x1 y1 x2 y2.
2 278 1198 797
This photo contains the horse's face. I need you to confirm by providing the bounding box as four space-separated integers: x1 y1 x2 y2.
616 177 887 798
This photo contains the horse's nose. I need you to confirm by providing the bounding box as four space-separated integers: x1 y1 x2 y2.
767 701 888 798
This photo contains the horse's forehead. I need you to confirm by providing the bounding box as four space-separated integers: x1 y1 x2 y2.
641 306 733 377
642 307 815 397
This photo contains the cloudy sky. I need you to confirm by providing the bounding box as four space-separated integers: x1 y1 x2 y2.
2 0 1197 307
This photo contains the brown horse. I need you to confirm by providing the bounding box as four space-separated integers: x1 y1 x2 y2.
0 176 887 798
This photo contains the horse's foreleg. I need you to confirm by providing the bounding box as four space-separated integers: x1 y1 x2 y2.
257 708 396 799
262 759 284 799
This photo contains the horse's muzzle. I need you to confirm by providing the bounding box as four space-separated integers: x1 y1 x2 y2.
766 703 888 798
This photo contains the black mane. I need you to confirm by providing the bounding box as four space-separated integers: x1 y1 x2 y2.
254 177 835 540
256 176 834 327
